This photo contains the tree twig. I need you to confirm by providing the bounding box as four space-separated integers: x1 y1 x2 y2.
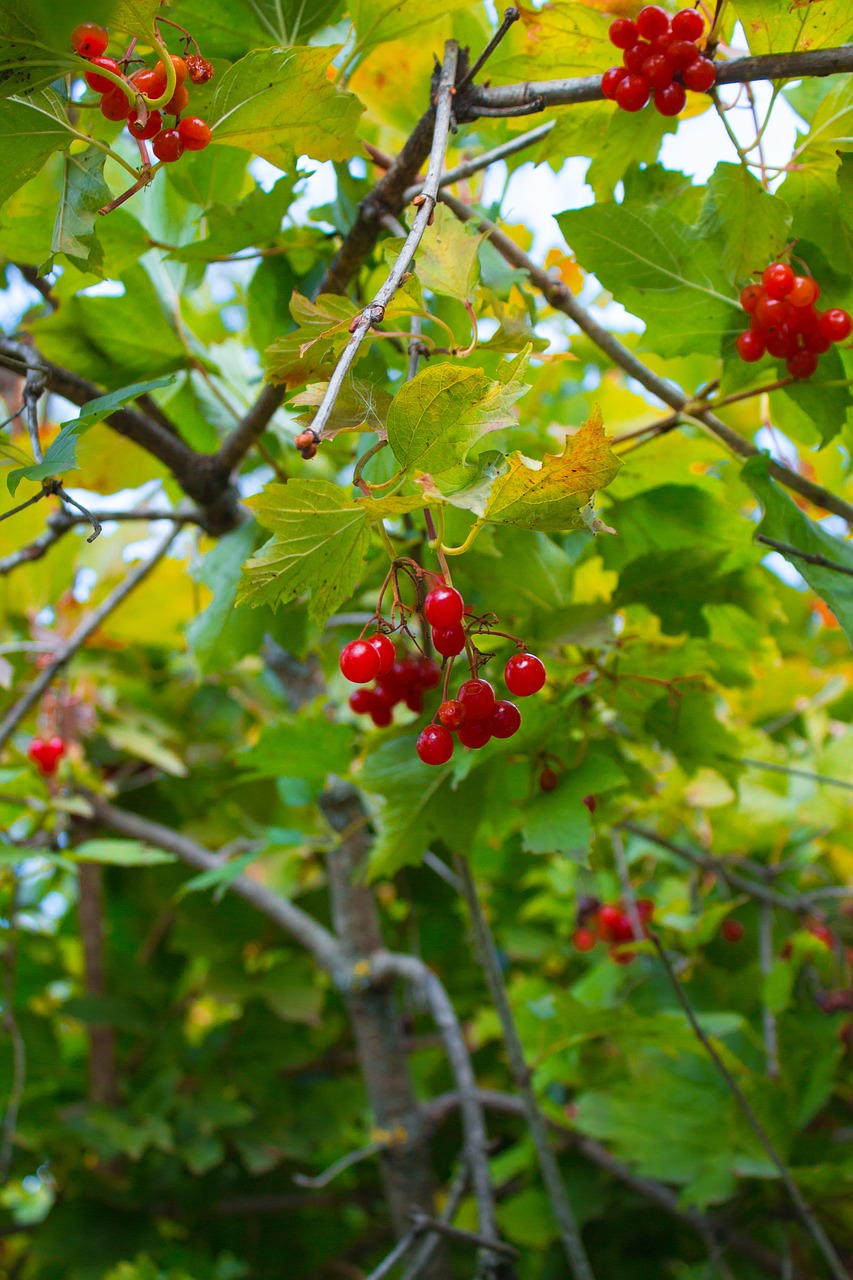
293 1139 384 1189
754 536 853 578
736 758 853 794
401 1161 470 1280
408 1212 518 1259
402 121 555 203
456 6 520 92
650 933 849 1280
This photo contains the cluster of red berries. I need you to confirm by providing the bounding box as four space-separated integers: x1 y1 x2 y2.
735 263 852 380
71 23 213 163
573 897 655 964
344 640 442 726
339 582 547 766
602 6 715 116
28 736 66 776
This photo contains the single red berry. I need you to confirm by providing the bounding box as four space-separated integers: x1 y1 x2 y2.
505 653 546 697
736 330 765 362
417 724 454 766
458 721 492 750
340 639 381 684
582 794 597 814
643 54 675 88
721 918 744 944
151 128 185 163
601 66 628 100
186 54 215 84
424 584 465 628
432 626 466 657
790 303 819 332
539 767 558 792
367 632 396 675
488 700 521 739
413 657 441 689
739 283 764 314
72 23 109 58
348 688 375 715
671 7 705 40
164 83 190 115
681 56 716 91
786 349 819 380
636 5 670 39
804 327 832 355
654 82 686 115
762 262 795 300
610 912 636 944
28 736 65 776
609 17 638 48
100 85 131 120
372 685 396 714
371 704 393 728
819 308 853 343
755 294 790 331
622 42 652 74
131 68 168 99
807 922 834 949
438 699 467 730
405 688 424 714
573 928 596 952
177 116 212 151
612 949 636 966
127 107 162 139
636 898 655 923
615 73 651 112
155 54 188 84
649 34 671 55
665 39 694 70
458 678 496 722
765 326 796 360
787 275 818 308
84 55 122 93
598 905 623 938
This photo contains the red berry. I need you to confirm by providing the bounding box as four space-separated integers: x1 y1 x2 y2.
739 283 764 313
598 905 622 935
573 669 595 686
432 626 466 657
84 55 122 93
488 700 521 739
643 54 675 88
601 66 628 100
610 912 635 944
424 584 465 628
649 34 672 55
539 767 558 792
367 632 395 675
100 85 131 120
755 295 789 331
413 656 441 689
788 275 818 308
622 42 652 73
612 949 635 966
736 330 765 362
457 678 496 722
609 17 638 48
505 653 546 697
131 68 168 99
177 116 212 151
721 919 744 944
615 73 651 112
348 688 375 715
458 721 491 750
819 308 852 343
762 262 795 299
404 688 423 713
152 128 185 163
786 350 819 380
573 928 596 952
804 326 832 355
163 83 189 115
636 5 670 39
765 326 796 360
186 54 215 85
654 82 686 115
416 724 454 765
807 922 834 949
371 704 393 728
340 639 381 684
72 23 109 58
671 7 705 40
438 699 467 730
28 736 65 776
582 794 597 814
127 107 162 139
681 56 716 91
155 54 188 85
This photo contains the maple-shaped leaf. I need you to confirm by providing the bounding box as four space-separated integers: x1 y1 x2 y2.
291 377 392 441
483 406 621 532
264 292 359 389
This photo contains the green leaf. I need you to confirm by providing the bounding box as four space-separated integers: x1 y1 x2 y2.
360 735 453 877
698 163 792 288
349 0 480 61
413 203 481 303
521 752 626 858
167 176 296 262
386 349 529 474
731 0 853 53
777 345 852 447
778 81 853 278
265 291 359 389
7 375 176 494
239 479 372 622
159 0 343 60
742 454 853 646
50 145 111 274
644 691 741 781
209 47 363 169
238 716 354 783
187 523 263 672
0 91 73 209
71 839 175 866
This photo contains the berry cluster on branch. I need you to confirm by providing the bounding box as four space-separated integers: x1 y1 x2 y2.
602 6 716 117
573 896 655 964
27 735 66 776
735 263 852 379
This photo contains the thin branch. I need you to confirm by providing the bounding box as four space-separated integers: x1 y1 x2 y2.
304 41 460 449
737 758 853 794
453 854 596 1280
758 903 780 1080
437 192 853 526
408 1213 518 1259
0 486 51 525
0 529 177 753
293 1139 384 1189
0 507 203 578
55 485 101 542
754 536 853 578
457 6 520 92
650 933 849 1280
401 1162 469 1280
23 358 46 465
402 121 555 204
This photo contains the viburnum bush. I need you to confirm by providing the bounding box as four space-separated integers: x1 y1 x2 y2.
0 2 852 1278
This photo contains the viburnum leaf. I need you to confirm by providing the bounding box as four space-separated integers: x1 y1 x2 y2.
482 407 621 532
778 81 853 279
209 47 364 168
386 348 530 475
414 203 482 303
348 0 480 62
0 91 74 208
698 163 792 288
731 0 853 54
50 145 111 275
486 1 612 82
167 177 296 263
152 0 342 60
239 480 372 622
291 377 392 441
265 291 359 389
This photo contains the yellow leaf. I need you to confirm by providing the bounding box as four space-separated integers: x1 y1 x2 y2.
545 248 584 296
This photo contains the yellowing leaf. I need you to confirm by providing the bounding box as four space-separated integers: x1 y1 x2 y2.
348 0 479 62
483 406 621 532
544 248 583 296
487 1 612 82
415 204 482 302
265 292 359 389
